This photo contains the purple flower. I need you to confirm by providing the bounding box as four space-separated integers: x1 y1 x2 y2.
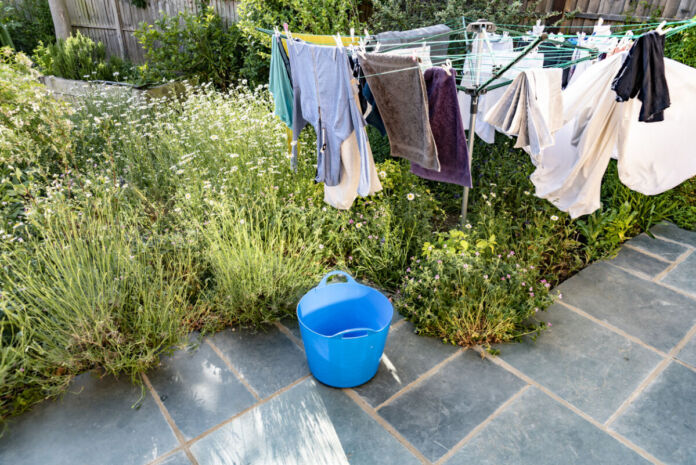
434 274 440 280
529 292 535 297
406 267 411 273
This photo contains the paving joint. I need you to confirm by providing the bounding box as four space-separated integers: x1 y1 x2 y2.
649 230 696 250
274 321 303 349
205 338 262 401
142 373 200 465
375 349 464 411
145 446 189 465
343 388 432 464
434 383 532 465
653 248 693 282
556 301 667 357
621 243 673 263
604 261 696 301
476 347 667 465
183 374 312 448
605 322 696 427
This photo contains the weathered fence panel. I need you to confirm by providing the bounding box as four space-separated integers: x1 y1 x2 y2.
62 0 238 62
57 0 696 63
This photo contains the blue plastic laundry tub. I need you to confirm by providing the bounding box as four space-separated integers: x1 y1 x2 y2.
297 271 393 388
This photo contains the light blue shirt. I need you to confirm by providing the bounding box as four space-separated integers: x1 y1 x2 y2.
287 40 372 195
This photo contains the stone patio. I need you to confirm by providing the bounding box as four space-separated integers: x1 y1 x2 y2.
1 222 694 465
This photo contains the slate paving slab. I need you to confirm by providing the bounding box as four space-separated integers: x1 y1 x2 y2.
445 387 651 465
498 304 662 422
676 335 696 367
558 262 696 352
607 246 670 278
651 222 696 247
626 233 689 261
147 341 257 439
190 379 420 465
209 325 309 398
660 251 696 296
0 373 178 465
156 451 193 465
352 321 458 407
378 350 526 462
612 362 696 465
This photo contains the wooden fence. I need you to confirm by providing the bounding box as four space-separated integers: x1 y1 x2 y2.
530 0 696 29
56 0 238 62
51 0 696 63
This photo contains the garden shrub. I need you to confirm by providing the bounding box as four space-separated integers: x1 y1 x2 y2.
0 0 54 54
0 193 193 418
0 48 73 231
397 229 553 346
134 7 251 89
33 31 135 82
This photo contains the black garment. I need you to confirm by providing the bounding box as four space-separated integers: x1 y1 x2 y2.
276 35 293 87
611 32 670 123
349 57 387 136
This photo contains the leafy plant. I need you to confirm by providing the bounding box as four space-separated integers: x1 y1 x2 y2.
134 7 250 89
368 0 550 34
236 0 363 85
0 0 54 54
0 48 74 230
33 31 135 81
396 229 554 346
666 17 696 68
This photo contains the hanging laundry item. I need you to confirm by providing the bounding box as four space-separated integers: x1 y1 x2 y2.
359 53 440 172
287 40 374 195
375 24 451 63
410 68 472 187
458 35 544 144
612 31 670 122
530 52 696 217
617 57 696 195
324 85 383 209
484 68 564 156
350 57 387 136
386 45 433 70
269 35 294 128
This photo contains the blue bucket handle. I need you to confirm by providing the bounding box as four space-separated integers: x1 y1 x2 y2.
330 327 376 339
318 270 356 288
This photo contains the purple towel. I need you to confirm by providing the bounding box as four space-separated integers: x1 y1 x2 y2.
411 68 472 187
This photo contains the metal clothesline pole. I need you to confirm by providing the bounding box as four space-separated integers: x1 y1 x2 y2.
460 24 548 225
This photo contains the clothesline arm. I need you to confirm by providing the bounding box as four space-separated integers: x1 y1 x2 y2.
474 33 547 94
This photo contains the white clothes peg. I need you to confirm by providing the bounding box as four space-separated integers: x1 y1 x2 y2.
655 20 670 35
283 23 292 40
334 33 343 48
274 26 280 37
442 58 453 76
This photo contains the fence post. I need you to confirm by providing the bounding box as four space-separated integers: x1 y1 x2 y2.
108 0 127 58
48 0 71 40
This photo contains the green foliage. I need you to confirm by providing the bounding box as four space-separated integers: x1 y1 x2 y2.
134 7 251 89
33 31 135 82
0 0 54 54
236 0 362 85
397 229 554 346
0 196 193 418
368 0 550 33
0 48 73 230
665 18 696 68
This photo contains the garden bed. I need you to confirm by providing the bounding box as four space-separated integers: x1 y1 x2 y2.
1 47 695 425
